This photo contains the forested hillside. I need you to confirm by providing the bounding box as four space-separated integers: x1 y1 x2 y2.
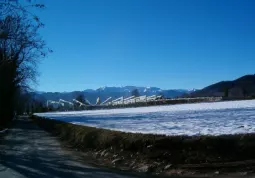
190 75 255 98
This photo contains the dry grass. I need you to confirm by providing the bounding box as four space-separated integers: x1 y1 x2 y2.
32 115 255 165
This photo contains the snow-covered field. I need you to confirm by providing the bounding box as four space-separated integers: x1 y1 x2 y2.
35 100 255 136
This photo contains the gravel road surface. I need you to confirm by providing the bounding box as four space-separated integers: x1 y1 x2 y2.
0 117 144 178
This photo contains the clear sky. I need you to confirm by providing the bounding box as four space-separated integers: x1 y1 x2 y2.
36 0 255 92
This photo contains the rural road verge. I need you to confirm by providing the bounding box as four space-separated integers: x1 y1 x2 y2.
0 116 150 178
1 116 255 178
32 115 255 178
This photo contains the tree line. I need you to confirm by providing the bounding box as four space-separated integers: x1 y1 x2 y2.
0 1 49 127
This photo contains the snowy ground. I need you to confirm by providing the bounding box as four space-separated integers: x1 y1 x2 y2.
35 100 255 136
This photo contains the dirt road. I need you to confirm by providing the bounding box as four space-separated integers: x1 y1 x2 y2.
0 117 145 178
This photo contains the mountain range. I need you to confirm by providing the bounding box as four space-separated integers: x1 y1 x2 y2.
32 86 194 104
189 74 255 98
32 74 255 105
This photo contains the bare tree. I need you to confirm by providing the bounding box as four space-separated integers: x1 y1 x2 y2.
1 16 46 87
76 94 85 103
131 89 140 97
0 0 50 125
0 0 45 22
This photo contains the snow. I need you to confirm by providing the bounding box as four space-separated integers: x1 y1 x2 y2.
35 100 255 136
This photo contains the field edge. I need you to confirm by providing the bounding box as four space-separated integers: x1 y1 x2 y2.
31 115 255 176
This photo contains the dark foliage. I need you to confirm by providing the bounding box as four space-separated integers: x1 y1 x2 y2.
0 50 17 126
76 94 85 103
131 88 140 97
190 74 255 98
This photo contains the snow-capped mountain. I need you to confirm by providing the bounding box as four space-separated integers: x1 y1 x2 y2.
32 86 193 104
89 86 193 95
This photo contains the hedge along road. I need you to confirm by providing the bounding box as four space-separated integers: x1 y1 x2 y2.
0 116 152 178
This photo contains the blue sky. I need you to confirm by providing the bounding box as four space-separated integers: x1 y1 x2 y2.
36 0 255 92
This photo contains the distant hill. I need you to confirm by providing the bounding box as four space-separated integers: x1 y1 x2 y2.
32 86 193 105
189 74 255 98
